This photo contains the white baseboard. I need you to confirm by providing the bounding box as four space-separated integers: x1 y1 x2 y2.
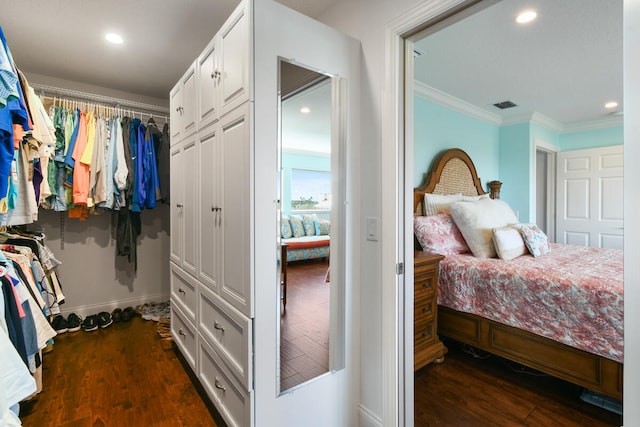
57 292 170 318
359 404 383 427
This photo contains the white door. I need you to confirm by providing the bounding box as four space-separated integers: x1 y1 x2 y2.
182 136 199 277
556 145 623 249
253 1 359 425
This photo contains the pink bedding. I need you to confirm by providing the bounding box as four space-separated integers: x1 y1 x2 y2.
438 243 624 362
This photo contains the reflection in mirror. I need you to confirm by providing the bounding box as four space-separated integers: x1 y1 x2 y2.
277 59 344 393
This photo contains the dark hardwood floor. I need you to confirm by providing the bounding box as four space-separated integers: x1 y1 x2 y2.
20 316 222 427
415 338 623 427
280 258 330 391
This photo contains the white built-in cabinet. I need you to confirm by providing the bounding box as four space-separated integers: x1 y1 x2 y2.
170 2 252 427
170 1 358 425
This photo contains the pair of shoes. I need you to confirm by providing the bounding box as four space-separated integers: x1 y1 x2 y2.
112 308 123 323
66 313 83 332
83 315 99 332
97 312 113 328
51 315 68 334
142 301 170 322
122 307 136 322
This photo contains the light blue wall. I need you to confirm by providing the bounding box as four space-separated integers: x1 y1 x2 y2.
414 97 500 189
414 97 624 224
560 126 623 151
282 150 330 216
499 123 532 222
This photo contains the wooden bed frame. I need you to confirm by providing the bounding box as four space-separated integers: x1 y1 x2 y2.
414 148 623 400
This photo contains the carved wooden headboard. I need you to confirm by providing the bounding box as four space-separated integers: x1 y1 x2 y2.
413 148 501 215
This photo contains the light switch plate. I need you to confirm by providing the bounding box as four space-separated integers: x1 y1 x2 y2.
366 217 378 241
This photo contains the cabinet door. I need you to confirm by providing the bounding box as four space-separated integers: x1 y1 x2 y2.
219 2 250 114
170 145 183 264
197 38 219 129
182 65 197 137
220 102 251 316
169 83 183 144
198 126 221 292
182 136 199 278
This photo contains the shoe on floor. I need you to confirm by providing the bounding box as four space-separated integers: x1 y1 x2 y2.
97 311 113 328
83 315 98 332
122 306 136 322
51 314 68 334
111 308 123 323
66 313 83 332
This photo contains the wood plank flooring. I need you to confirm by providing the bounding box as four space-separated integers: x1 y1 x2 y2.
19 316 223 427
280 259 330 391
415 338 623 426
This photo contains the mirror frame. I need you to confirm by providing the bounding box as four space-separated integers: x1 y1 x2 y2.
276 57 347 395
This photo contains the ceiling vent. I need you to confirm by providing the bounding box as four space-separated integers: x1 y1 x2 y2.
493 100 517 109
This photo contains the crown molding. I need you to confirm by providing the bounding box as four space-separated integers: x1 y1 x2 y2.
414 80 502 125
414 80 624 133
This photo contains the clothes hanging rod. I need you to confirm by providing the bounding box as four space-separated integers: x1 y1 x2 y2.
30 83 170 115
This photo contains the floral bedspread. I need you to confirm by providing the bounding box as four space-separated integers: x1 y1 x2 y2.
438 243 624 362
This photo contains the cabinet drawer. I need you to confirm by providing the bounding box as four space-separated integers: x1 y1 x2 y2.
414 273 436 299
199 285 252 391
171 263 198 322
171 305 198 371
414 297 435 323
414 318 436 350
199 339 253 427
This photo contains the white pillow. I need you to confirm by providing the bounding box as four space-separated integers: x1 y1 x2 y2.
423 193 462 216
461 194 490 201
449 198 519 258
492 224 528 260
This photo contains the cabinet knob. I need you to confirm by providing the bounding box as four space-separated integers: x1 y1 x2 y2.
178 328 185 337
176 203 184 209
178 288 186 294
214 321 225 332
214 378 226 392
422 331 429 337
422 306 431 313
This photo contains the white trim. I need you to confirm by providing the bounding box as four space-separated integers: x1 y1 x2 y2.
358 404 383 427
534 138 559 153
382 2 466 426
414 80 502 125
57 292 170 318
414 81 624 132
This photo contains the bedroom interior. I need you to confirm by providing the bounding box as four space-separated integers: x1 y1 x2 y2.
408 0 623 422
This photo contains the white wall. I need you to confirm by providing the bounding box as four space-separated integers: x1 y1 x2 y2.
317 0 426 423
25 74 171 318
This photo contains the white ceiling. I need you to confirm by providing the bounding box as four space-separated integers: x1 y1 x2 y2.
413 0 623 129
1 0 622 130
1 0 339 102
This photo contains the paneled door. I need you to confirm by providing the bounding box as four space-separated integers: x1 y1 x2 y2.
556 145 623 249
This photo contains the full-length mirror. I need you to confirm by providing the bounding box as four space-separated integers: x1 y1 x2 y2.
277 59 345 393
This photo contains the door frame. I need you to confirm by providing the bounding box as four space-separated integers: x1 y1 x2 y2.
383 1 638 426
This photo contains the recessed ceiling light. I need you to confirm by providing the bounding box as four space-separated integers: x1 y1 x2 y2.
105 33 123 44
604 101 619 109
300 106 310 114
516 10 537 24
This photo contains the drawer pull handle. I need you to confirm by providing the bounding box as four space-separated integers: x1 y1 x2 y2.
178 328 186 337
422 331 429 337
214 322 225 332
422 282 430 288
178 288 186 294
176 203 184 209
215 378 226 392
422 307 431 313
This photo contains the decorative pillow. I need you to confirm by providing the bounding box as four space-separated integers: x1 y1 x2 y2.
316 218 330 235
519 224 551 257
423 193 462 216
449 198 519 258
302 214 319 236
288 214 305 238
492 224 528 260
461 194 490 201
414 213 469 256
281 215 293 239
